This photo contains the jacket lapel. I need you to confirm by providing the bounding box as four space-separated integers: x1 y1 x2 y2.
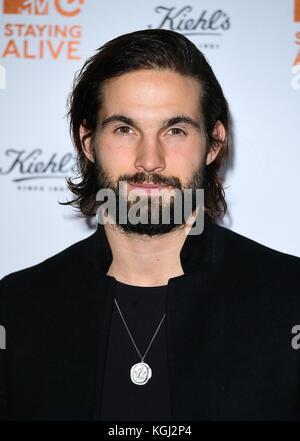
166 215 225 419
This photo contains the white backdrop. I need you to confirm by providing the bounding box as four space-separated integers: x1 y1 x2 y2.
0 0 299 279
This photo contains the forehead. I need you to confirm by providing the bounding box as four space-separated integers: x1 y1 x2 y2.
99 69 202 121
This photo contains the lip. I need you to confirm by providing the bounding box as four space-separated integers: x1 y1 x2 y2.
129 183 168 188
128 183 169 193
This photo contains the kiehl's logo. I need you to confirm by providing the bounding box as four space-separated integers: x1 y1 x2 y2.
150 6 231 35
0 148 77 182
3 0 84 17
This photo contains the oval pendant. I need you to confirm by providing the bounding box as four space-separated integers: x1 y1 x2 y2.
130 362 152 385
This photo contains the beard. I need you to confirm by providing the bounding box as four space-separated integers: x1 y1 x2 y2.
94 154 206 237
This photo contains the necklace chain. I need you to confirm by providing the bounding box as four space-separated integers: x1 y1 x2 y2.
114 297 166 362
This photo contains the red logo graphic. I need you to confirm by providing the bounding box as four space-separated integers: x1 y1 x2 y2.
295 0 300 22
3 0 84 17
3 0 49 14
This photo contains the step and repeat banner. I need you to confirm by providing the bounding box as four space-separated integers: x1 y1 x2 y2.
0 0 299 278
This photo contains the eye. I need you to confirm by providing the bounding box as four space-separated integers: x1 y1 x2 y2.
115 126 134 134
167 127 186 136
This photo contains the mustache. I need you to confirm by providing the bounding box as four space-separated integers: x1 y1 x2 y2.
118 172 182 189
93 152 205 193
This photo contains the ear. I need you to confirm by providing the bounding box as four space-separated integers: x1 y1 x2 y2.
79 122 95 163
205 120 226 166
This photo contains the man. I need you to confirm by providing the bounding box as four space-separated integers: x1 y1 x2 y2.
0 29 299 421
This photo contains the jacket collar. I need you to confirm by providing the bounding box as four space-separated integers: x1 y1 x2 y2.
88 212 218 277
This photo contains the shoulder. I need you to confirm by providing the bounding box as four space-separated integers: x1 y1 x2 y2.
0 228 98 303
210 221 299 287
213 221 299 262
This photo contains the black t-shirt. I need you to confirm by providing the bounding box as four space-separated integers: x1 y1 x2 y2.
100 280 172 421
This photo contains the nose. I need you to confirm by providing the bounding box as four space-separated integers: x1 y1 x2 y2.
134 134 166 174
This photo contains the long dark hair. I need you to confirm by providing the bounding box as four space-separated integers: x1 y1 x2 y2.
60 28 231 222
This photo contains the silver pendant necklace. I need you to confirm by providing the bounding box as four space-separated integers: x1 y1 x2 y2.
114 297 166 386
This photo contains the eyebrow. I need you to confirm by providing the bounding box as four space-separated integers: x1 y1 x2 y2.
100 114 203 132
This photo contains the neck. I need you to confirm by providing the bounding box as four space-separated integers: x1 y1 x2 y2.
104 222 194 287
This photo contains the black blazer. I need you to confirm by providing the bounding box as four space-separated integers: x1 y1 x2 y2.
0 216 299 420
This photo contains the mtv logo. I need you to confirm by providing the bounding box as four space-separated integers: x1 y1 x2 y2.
3 0 49 15
295 0 300 22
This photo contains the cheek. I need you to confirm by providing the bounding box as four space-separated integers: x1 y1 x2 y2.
166 141 203 177
96 140 135 174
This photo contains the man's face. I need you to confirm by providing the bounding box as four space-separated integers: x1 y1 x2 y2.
84 69 210 236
